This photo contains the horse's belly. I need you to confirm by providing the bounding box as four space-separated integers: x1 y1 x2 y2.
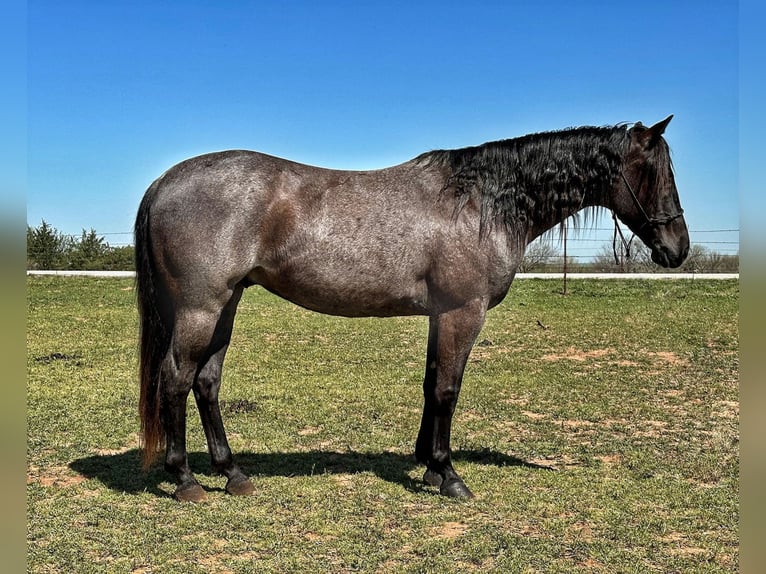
249 262 430 318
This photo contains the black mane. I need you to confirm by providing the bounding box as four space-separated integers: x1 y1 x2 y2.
417 125 634 234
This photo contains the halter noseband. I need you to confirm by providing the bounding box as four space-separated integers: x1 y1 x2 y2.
611 170 684 264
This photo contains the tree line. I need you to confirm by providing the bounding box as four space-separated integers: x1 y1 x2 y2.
518 239 739 273
27 220 738 273
27 221 134 271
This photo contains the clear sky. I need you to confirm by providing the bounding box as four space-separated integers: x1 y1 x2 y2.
26 0 739 257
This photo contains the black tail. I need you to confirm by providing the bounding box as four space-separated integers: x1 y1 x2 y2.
135 184 172 469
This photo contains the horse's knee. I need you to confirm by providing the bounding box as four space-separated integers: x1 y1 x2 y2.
434 385 460 413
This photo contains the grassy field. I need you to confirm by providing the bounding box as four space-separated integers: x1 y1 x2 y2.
27 276 739 573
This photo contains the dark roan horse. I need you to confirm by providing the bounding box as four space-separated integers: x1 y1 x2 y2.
135 116 689 501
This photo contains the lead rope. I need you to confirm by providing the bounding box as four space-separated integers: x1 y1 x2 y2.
612 212 634 265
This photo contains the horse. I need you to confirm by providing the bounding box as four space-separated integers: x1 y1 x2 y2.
135 116 688 501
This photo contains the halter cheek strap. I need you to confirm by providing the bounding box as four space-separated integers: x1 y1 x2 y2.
619 171 684 228
612 171 684 265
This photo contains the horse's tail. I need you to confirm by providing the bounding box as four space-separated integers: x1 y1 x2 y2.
135 183 171 469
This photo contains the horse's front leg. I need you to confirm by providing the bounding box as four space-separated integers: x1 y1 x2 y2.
416 299 487 498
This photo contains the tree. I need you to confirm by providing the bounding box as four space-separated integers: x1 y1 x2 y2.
678 244 738 273
593 241 661 272
100 245 135 271
26 220 70 270
519 239 560 272
69 229 109 270
623 242 656 272
592 241 738 273
26 221 136 271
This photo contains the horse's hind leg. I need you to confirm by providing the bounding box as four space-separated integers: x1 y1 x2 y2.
192 285 254 496
161 307 217 501
162 288 246 501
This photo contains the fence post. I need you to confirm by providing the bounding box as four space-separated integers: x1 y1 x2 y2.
562 221 568 295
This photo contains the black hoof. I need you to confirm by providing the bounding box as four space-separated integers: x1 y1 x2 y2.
226 474 255 496
440 477 474 499
174 482 207 502
423 469 443 487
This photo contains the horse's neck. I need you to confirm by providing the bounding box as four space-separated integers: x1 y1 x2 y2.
523 185 600 243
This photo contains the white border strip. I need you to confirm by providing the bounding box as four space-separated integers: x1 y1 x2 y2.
27 270 136 278
516 272 739 280
27 270 738 280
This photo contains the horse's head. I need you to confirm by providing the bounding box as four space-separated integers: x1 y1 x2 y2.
614 116 689 268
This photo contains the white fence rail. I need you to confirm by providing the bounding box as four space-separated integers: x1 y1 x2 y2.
27 270 739 280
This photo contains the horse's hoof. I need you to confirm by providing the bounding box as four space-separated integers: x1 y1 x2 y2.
440 478 474 499
226 475 255 496
174 483 207 502
423 469 443 487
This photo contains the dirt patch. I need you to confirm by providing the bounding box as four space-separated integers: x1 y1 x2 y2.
27 465 86 488
577 557 606 570
527 454 580 470
93 435 138 456
433 521 469 540
520 524 540 537
541 347 613 362
540 347 690 369
632 420 669 438
647 351 688 366
713 400 739 418
594 454 623 467
503 396 529 407
196 555 235 574
522 410 548 421
566 520 595 543
562 419 596 429
458 408 485 423
659 532 709 557
469 345 511 363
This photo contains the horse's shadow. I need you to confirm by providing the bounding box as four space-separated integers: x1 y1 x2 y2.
69 448 551 498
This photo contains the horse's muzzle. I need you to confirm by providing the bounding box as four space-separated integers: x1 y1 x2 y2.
651 242 689 268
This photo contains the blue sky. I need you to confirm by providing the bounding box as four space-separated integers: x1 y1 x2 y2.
25 0 740 258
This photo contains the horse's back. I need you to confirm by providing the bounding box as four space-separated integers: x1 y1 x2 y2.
243 157 447 316
141 151 451 315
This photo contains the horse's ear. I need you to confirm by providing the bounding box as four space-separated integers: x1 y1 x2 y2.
638 115 673 149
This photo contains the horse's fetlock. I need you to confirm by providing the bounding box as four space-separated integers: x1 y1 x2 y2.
164 453 187 473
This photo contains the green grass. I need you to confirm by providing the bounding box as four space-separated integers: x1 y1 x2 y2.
27 277 739 573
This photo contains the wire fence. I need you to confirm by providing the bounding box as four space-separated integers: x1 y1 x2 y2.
533 228 738 262
35 226 737 274
61 228 741 254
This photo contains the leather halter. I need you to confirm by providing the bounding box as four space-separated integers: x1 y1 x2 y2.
619 171 684 228
612 170 684 264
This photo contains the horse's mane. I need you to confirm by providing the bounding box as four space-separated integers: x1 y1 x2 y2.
416 125 642 236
